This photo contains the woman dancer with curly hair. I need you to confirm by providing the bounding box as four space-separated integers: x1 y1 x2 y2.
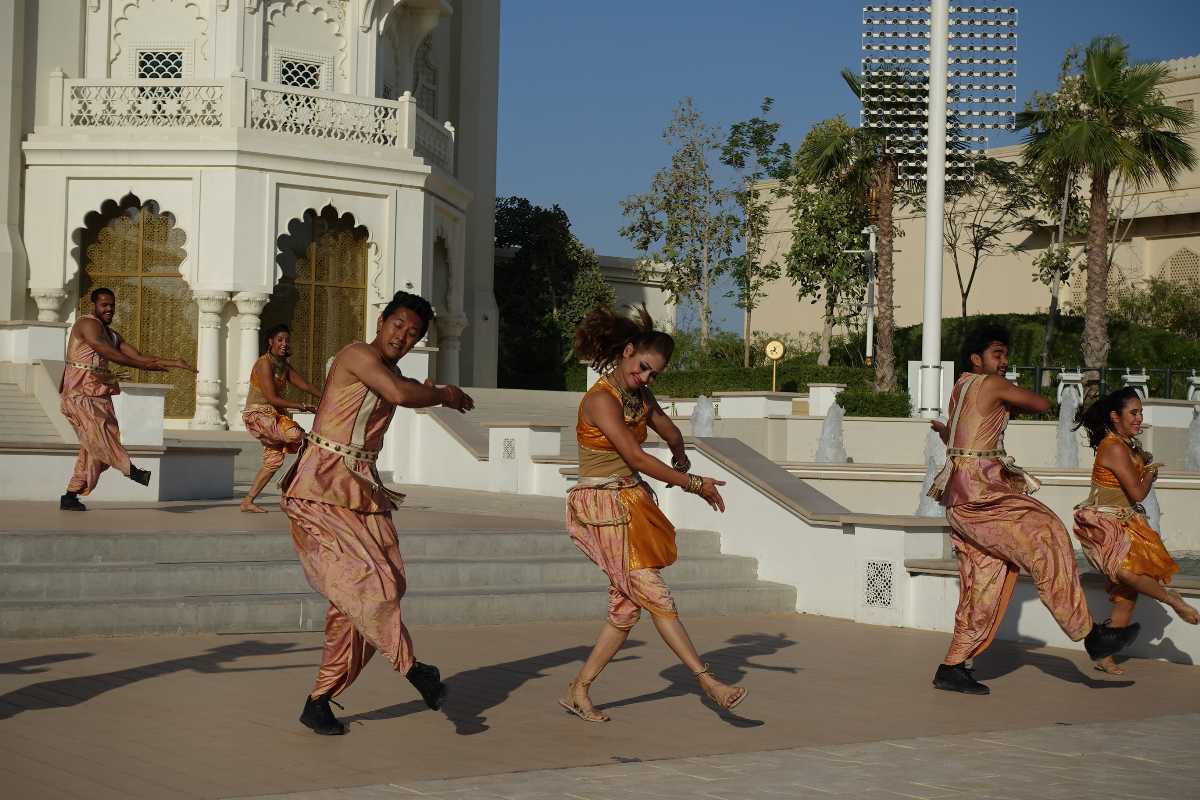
1073 388 1198 674
561 305 745 723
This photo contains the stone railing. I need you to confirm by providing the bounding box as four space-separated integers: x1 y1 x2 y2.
64 79 225 128
51 72 455 173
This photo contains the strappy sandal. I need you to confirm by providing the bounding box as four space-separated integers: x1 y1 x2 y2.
694 663 746 710
557 679 609 723
1094 659 1127 676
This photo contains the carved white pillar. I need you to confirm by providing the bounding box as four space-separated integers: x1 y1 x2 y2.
435 313 468 385
192 290 230 430
232 291 270 430
30 288 68 322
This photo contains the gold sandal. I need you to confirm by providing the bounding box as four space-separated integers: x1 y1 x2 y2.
694 663 746 710
557 679 609 723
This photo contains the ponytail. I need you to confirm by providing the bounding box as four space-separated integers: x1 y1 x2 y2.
1074 387 1140 451
573 305 674 373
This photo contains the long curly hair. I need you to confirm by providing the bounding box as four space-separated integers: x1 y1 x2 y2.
1074 387 1141 451
573 305 674 373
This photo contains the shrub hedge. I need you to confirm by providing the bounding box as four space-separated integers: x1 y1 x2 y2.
836 387 912 418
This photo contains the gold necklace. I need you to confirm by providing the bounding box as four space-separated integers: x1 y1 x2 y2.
605 373 644 422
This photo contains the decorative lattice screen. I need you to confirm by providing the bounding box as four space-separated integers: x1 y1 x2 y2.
137 50 184 79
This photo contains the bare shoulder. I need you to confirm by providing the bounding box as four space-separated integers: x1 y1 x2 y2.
73 316 101 336
582 384 620 422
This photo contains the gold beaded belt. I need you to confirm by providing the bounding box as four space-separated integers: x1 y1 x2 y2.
305 432 380 463
946 447 1007 458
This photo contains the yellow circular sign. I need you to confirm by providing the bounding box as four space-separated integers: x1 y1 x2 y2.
765 340 785 361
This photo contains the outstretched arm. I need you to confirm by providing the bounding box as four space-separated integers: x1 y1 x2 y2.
342 344 474 412
117 334 195 373
983 374 1050 415
285 366 321 404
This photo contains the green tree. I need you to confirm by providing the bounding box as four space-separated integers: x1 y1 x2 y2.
934 157 1034 318
1017 36 1196 402
720 97 792 367
621 97 738 350
560 258 616 354
494 196 605 388
795 71 925 391
783 130 872 366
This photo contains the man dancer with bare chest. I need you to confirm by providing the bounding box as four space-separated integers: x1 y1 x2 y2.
281 291 474 735
59 287 195 510
928 325 1140 694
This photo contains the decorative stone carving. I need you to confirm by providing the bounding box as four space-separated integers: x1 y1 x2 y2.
265 0 349 80
192 290 230 429
111 0 211 70
30 288 69 323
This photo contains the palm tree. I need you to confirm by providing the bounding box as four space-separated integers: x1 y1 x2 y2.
797 69 926 392
1017 36 1195 402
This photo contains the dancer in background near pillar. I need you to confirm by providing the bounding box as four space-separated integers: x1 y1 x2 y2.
59 287 195 511
282 291 474 735
561 306 744 723
1073 388 1198 675
927 324 1140 694
240 323 320 513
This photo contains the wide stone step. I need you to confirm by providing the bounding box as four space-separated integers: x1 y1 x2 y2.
0 528 725 564
0 580 798 637
0 553 761 600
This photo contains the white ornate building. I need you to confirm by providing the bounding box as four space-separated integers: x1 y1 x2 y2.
0 0 501 428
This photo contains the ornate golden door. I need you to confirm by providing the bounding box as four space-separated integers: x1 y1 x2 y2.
77 197 197 418
288 212 368 393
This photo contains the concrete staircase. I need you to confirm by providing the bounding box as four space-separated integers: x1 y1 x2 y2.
0 524 796 638
0 381 62 443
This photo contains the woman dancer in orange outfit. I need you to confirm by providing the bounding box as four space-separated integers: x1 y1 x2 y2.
561 306 745 723
240 324 320 513
1073 388 1199 674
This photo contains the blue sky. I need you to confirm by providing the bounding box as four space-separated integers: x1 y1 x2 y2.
496 1 1200 331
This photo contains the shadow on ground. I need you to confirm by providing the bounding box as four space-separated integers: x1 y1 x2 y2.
0 640 319 720
347 642 647 735
598 632 801 729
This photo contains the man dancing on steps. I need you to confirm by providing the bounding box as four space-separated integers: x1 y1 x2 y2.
281 291 474 735
59 287 195 511
927 324 1140 695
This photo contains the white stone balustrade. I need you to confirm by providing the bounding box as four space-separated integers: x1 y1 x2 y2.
53 74 456 173
111 383 169 447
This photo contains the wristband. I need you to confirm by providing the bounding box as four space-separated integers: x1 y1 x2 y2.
684 474 703 495
671 455 691 473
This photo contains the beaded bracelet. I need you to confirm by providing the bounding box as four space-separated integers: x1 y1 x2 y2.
671 455 691 473
684 474 704 495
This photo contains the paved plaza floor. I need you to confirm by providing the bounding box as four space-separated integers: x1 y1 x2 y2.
2 614 1198 799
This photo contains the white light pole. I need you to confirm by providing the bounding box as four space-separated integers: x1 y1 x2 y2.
860 3 1017 415
843 225 878 366
917 0 950 418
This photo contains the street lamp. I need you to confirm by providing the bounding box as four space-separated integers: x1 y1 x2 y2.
860 3 1017 416
842 225 878 366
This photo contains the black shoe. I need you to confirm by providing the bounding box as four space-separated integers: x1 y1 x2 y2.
299 693 347 735
1084 620 1141 661
129 466 152 486
59 492 87 511
406 661 448 710
932 663 990 695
